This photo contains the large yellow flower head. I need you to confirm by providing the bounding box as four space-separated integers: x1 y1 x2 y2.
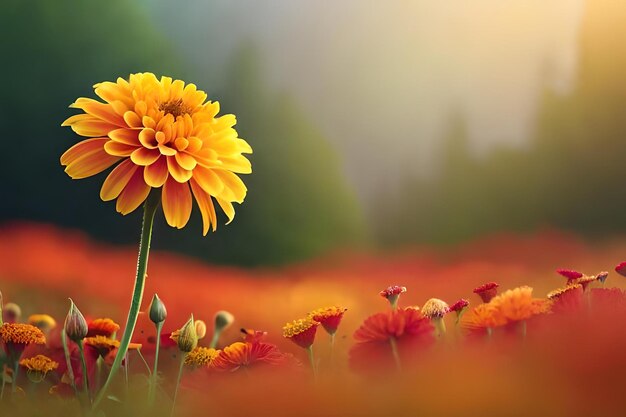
61 73 252 234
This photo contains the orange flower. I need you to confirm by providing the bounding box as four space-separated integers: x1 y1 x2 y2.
61 73 252 234
184 346 220 368
87 318 120 337
84 335 120 357
0 323 46 358
489 286 548 323
308 306 347 335
20 355 59 381
460 303 506 332
240 328 268 343
211 342 288 372
282 318 319 349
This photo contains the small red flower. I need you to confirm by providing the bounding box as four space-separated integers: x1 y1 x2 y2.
473 282 499 303
556 268 583 283
308 306 347 335
449 299 470 313
379 285 407 299
282 318 319 349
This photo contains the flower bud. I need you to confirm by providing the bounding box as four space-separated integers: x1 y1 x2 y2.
214 310 234 333
177 315 198 353
149 294 167 324
194 320 207 339
4 302 22 324
64 299 88 342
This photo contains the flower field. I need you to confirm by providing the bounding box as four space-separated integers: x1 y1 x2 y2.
2 222 626 416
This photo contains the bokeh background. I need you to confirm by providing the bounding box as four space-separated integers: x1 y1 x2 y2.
2 0 625 266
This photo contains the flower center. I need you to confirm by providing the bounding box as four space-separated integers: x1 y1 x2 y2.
159 99 191 118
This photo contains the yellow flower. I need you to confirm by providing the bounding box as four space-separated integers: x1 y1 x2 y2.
27 314 57 331
20 355 59 374
184 346 220 368
61 73 252 234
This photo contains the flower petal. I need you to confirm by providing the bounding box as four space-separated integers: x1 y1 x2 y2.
192 165 224 196
174 151 197 171
70 98 126 127
60 138 108 166
214 170 247 203
100 159 139 201
63 115 119 137
215 197 235 224
116 168 151 215
219 156 252 174
162 177 192 229
104 141 137 157
190 178 217 235
62 138 121 179
144 156 169 188
109 128 140 146
167 156 193 183
130 148 161 166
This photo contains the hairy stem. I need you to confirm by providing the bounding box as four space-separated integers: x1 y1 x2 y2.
93 192 160 409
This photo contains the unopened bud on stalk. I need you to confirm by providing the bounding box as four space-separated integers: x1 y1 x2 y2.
177 315 198 353
4 302 22 324
64 299 88 342
194 320 207 339
210 310 234 348
149 294 167 324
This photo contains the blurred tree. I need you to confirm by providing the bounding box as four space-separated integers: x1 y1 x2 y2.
380 0 626 245
153 45 367 265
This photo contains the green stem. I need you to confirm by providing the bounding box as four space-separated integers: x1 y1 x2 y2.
209 330 221 349
149 321 163 404
389 337 401 371
1 364 6 400
171 354 186 417
306 345 317 379
77 342 90 402
10 360 18 395
93 192 160 409
136 349 152 375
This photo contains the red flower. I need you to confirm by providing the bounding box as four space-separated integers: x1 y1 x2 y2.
211 341 289 372
308 306 347 335
282 318 319 349
449 299 470 313
473 282 499 303
350 308 434 372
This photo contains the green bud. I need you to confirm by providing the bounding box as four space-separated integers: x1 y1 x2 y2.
214 310 234 333
149 294 167 324
177 315 198 353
